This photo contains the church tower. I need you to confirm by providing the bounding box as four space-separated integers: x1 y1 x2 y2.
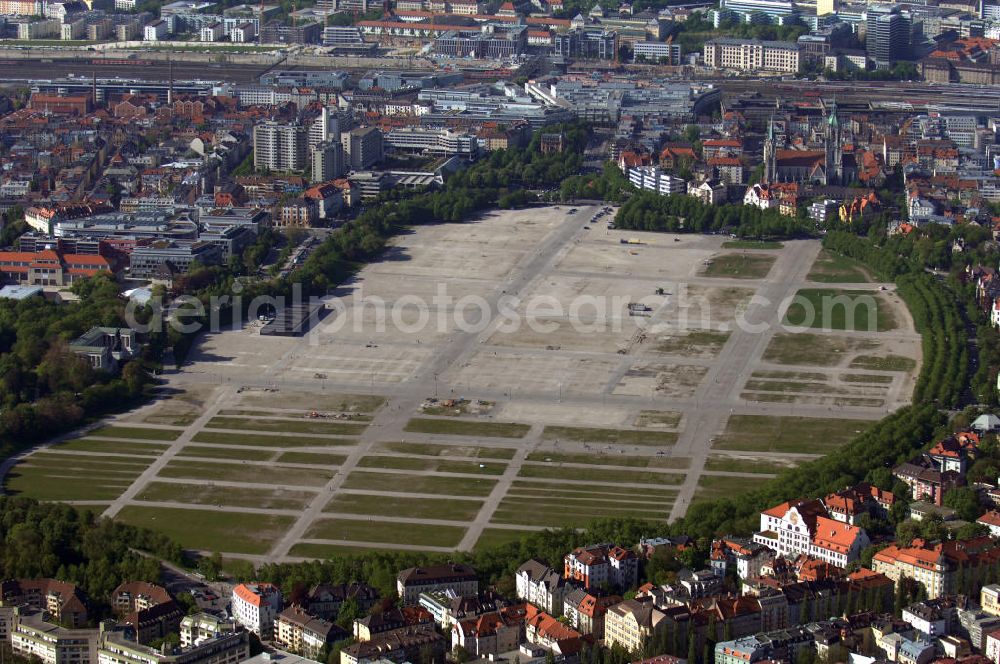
825 101 843 185
763 117 776 183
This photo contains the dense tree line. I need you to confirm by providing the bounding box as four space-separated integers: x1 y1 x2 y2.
0 496 181 618
613 190 811 239
0 274 154 454
896 272 968 409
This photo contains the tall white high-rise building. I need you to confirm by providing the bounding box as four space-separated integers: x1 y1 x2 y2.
253 121 307 173
308 107 340 151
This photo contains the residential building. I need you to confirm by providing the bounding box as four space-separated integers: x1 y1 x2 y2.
515 560 566 616
11 608 99 664
97 627 249 664
340 629 445 664
275 606 347 660
0 579 89 628
979 511 1000 537
983 585 1000 617
179 614 238 648
419 592 509 630
604 598 666 653
562 589 619 639
353 607 434 642
254 122 308 173
703 38 800 73
451 605 526 659
311 142 345 184
396 565 478 606
144 19 170 40
872 537 1000 599
627 166 687 195
524 605 584 656
341 127 384 171
200 22 224 41
231 584 282 639
692 178 727 205
302 584 379 621
565 544 638 592
110 582 183 645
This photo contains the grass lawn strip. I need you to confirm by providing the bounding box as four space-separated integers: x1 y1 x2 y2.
704 456 800 474
474 529 530 551
116 506 293 555
136 481 315 510
6 474 130 501
304 518 466 548
356 456 507 475
517 464 683 484
88 426 182 441
542 426 676 446
176 446 276 462
764 333 877 366
702 254 775 279
510 479 678 495
841 374 894 384
508 486 677 501
276 452 348 465
325 493 483 521
158 460 334 487
238 392 386 413
192 432 358 447
524 451 688 469
784 288 895 332
403 418 530 438
692 475 764 504
806 250 871 284
53 439 168 455
206 416 366 436
376 442 517 459
849 355 917 371
288 543 394 557
29 452 152 468
713 415 873 454
341 471 497 497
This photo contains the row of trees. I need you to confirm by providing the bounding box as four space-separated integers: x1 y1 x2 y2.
613 190 811 239
896 272 968 409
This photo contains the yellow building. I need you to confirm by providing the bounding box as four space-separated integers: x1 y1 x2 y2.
604 599 667 653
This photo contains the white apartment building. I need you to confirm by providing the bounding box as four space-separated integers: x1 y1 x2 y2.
144 19 169 41
231 584 282 639
515 560 566 616
10 609 99 664
200 22 224 41
627 166 687 195
703 37 800 73
253 122 308 173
